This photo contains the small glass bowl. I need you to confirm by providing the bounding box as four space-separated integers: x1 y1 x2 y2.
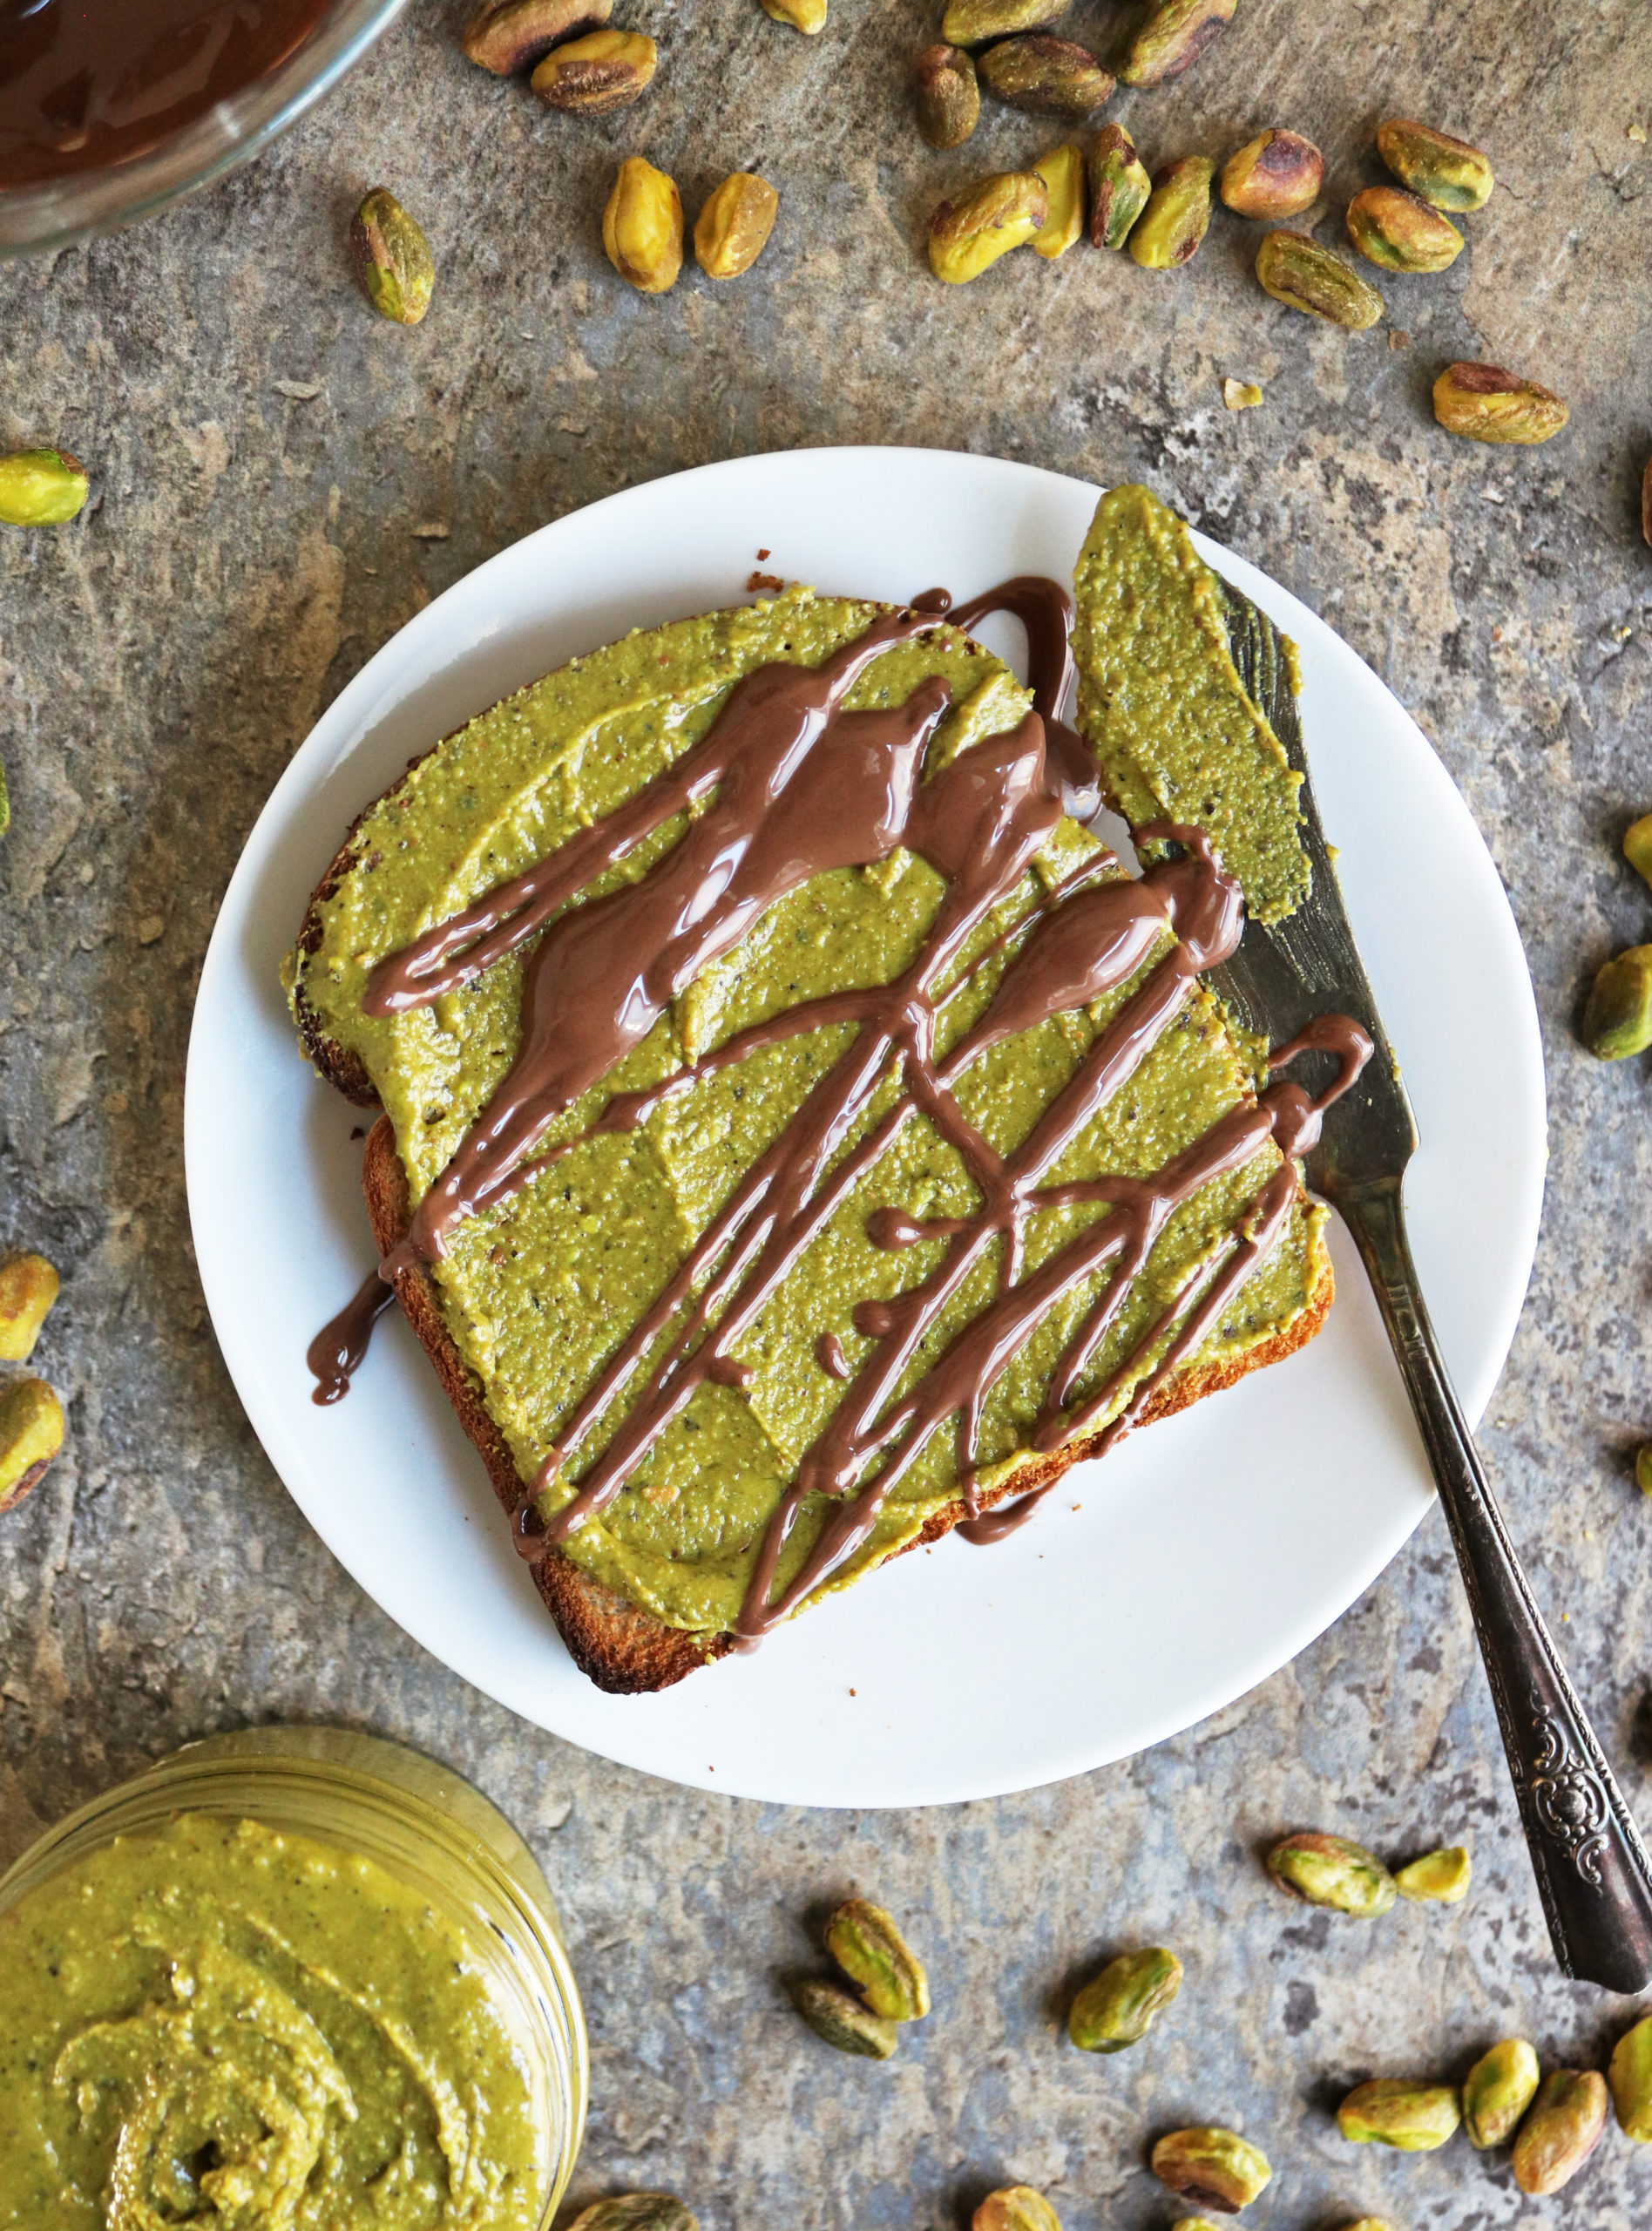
0 0 409 258
0 1723 587 2226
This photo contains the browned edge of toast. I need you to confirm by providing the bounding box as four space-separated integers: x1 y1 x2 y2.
361 1116 1331 1695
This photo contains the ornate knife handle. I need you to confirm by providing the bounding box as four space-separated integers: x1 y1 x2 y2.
1337 1175 1652 1992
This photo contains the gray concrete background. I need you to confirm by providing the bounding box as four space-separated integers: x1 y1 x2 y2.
3 0 1652 2222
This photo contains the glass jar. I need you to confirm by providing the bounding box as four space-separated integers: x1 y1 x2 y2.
0 1723 587 2226
0 0 408 258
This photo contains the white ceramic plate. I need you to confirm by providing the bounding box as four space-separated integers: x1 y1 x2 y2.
186 449 1546 1807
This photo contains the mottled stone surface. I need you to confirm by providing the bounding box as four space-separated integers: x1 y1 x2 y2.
3 0 1652 2222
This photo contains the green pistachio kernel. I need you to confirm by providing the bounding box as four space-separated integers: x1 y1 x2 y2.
973 2188 1062 2231
351 188 436 325
1636 1444 1652 1497
1266 1831 1398 1916
1463 2037 1540 2149
1337 2078 1461 2151
0 448 90 527
1068 1946 1182 2053
1623 812 1652 891
567 2201 699 2231
1610 2013 1652 2140
824 1899 930 2022
791 1977 898 2058
1150 2127 1272 2211
1581 945 1652 1059
1393 1845 1472 1903
1513 2069 1608 2195
1127 156 1215 269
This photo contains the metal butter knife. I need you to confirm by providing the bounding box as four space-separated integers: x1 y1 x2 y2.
1210 584 1652 1993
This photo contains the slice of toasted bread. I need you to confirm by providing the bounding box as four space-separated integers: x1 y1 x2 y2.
358 1115 1330 1693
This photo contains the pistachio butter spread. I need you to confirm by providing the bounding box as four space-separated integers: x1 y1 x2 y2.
290 546 1363 1654
0 1814 540 2230
1073 484 1310 924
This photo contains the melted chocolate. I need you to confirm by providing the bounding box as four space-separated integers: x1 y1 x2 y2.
0 0 330 188
308 1267 394 1406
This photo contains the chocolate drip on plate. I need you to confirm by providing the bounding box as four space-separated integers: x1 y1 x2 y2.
308 1268 394 1406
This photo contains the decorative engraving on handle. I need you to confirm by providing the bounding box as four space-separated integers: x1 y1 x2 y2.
1527 1691 1612 1889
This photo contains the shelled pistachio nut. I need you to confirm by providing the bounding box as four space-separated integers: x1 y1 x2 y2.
978 35 1114 118
791 1977 899 2058
694 173 780 279
1610 2013 1652 2139
1624 811 1652 889
566 2201 699 2231
1150 2128 1272 2212
1255 232 1383 329
351 190 435 325
531 28 656 110
761 0 826 31
0 1254 60 1362
602 156 683 292
1463 2037 1540 2149
1432 362 1567 444
464 0 611 74
1222 378 1263 410
1376 117 1493 212
928 169 1048 281
1346 186 1462 272
1119 0 1235 85
1637 1444 1652 1495
0 448 89 527
1088 122 1150 248
1393 1845 1472 1903
1127 156 1214 268
1337 2078 1461 2151
1582 945 1652 1058
915 44 980 148
973 2188 1061 2231
0 1378 64 1511
1512 2069 1608 2194
824 1899 930 2020
1068 1946 1182 2052
1219 128 1322 218
1265 1831 1397 1915
942 0 1068 46
1032 142 1086 256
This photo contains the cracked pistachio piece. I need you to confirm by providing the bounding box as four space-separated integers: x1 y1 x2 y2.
977 34 1113 119
1393 1844 1471 1903
761 0 826 30
1513 2069 1608 2195
0 447 90 527
1150 2129 1271 2213
0 1254 59 1362
1337 2078 1461 2152
1432 362 1567 444
567 2203 698 2231
928 169 1048 281
1464 2037 1540 2150
942 0 1068 45
1255 230 1383 327
1031 142 1086 256
531 28 656 110
1119 0 1236 85
1610 2012 1652 2139
1346 185 1462 272
973 2188 1061 2231
915 44 980 148
464 0 611 73
1581 944 1652 1057
351 190 435 325
1266 1831 1397 1916
1222 377 1263 410
1219 128 1322 218
1376 117 1493 211
1087 121 1149 248
0 1378 64 1513
1127 155 1214 268
1623 811 1652 889
603 156 683 292
694 173 780 279
1068 1946 1182 2053
791 1977 898 2058
824 1898 930 2021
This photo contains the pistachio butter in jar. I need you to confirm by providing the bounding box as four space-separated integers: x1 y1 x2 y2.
0 1726 586 2229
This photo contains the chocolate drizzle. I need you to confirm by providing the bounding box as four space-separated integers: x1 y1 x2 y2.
306 582 1371 1649
307 1267 395 1406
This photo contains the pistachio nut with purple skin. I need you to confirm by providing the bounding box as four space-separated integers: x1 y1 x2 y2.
974 2190 1062 2231
1127 156 1215 268
0 1378 62 1512
351 190 436 326
1150 2128 1271 2213
1581 946 1652 1059
1068 1947 1182 2053
824 1899 929 2022
941 0 1069 44
1513 2069 1608 2195
791 1977 898 2058
567 2202 699 2231
1337 2078 1461 2151
531 27 656 111
1266 1830 1397 1915
1376 116 1493 210
1609 2012 1652 2139
1118 0 1236 85
914 44 980 148
1088 122 1150 248
1219 129 1322 219
1463 2037 1540 2148
928 169 1048 281
464 0 611 74
1346 186 1463 272
1432 363 1567 444
977 34 1114 118
1255 232 1383 328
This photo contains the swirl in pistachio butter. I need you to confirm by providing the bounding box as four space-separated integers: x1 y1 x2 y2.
0 1814 541 2230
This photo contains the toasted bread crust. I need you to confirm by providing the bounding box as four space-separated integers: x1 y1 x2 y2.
359 1116 1330 1693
